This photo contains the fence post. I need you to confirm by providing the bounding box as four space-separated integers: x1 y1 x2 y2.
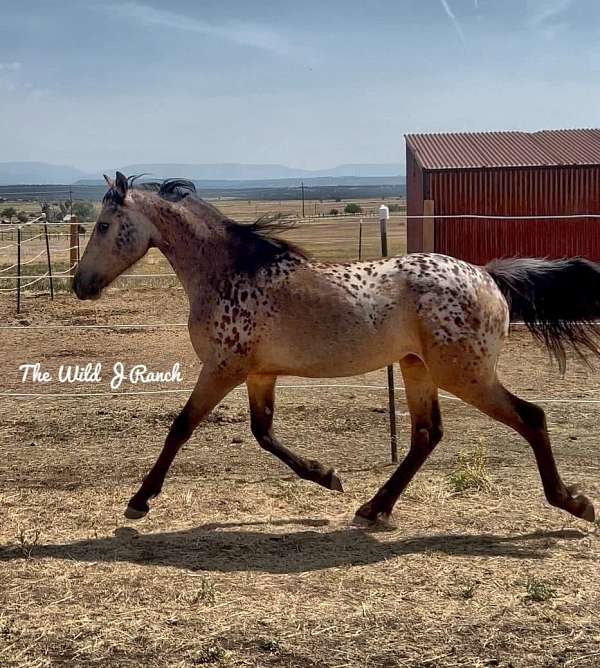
16 226 21 314
44 216 54 300
423 199 435 252
358 217 363 261
379 204 398 463
69 215 79 277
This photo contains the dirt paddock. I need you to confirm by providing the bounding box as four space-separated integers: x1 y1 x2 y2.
1 289 600 667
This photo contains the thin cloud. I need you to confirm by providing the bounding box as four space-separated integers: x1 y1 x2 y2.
110 2 292 56
438 0 466 45
529 0 574 27
0 62 21 71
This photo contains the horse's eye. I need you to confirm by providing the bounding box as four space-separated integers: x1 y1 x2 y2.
97 222 110 233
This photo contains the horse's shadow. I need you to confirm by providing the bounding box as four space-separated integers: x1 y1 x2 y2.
0 519 586 573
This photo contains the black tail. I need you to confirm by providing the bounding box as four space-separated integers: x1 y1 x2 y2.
486 257 600 373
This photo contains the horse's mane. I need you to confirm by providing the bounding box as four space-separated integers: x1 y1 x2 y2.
224 213 307 273
103 176 307 273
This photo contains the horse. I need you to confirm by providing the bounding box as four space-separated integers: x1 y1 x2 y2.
73 171 600 525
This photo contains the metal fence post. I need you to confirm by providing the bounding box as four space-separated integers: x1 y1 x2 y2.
358 217 363 261
379 204 398 463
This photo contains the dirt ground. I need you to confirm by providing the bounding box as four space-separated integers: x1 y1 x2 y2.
1 288 600 667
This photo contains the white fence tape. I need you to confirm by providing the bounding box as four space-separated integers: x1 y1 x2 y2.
1 382 600 405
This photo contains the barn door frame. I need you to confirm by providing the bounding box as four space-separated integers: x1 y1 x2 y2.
407 199 435 254
422 199 435 252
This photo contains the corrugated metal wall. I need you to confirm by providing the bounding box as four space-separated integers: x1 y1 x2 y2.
411 163 600 264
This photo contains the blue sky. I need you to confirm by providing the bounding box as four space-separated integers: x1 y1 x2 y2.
1 0 599 170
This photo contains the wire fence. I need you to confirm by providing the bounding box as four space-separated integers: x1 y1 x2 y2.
3 207 600 468
2 377 600 407
2 210 600 310
0 213 404 298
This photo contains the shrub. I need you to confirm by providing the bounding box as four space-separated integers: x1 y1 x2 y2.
344 203 362 214
447 443 491 494
524 577 557 603
71 201 96 221
329 208 339 216
1 206 17 222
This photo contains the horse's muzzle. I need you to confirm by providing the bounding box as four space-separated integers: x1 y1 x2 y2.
72 271 102 300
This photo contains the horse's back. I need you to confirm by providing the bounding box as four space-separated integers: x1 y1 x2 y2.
252 253 508 378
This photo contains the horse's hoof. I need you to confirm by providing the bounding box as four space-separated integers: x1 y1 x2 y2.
124 504 148 520
326 469 344 492
353 503 396 529
566 484 596 523
582 503 596 523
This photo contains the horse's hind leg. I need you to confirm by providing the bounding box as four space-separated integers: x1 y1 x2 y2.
355 354 443 523
444 378 595 523
247 374 343 491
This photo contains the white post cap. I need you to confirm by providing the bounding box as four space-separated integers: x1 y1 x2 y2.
379 204 390 220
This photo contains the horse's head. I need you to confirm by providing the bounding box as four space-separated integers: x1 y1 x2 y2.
73 172 160 300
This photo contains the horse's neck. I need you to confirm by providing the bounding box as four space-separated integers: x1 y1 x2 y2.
138 195 230 296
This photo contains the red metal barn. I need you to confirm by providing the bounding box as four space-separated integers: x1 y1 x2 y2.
405 129 600 264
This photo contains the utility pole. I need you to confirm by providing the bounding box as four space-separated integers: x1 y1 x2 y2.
301 181 305 218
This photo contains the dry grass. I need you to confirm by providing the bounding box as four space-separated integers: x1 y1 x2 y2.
447 442 493 495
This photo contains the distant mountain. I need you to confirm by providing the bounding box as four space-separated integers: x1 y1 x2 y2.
120 163 303 180
0 161 405 186
315 164 405 178
0 162 93 185
118 162 405 181
75 175 405 190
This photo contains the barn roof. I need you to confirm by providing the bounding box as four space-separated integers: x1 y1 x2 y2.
405 129 600 170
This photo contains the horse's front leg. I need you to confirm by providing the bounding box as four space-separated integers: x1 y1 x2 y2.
125 365 245 519
247 374 343 491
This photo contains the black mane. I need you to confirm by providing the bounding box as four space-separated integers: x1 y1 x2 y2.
103 175 307 272
103 176 196 205
157 178 197 202
225 214 307 273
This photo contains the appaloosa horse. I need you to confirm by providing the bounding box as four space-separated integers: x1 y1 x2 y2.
73 172 600 525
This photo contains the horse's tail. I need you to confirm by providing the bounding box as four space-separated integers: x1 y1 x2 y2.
485 257 600 373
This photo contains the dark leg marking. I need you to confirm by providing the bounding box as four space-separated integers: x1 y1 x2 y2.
439 377 595 523
125 368 244 519
247 374 343 492
356 355 443 523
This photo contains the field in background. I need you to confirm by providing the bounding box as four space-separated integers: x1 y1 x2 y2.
0 196 404 225
0 198 406 298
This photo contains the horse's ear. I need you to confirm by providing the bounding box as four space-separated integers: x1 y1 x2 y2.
115 171 128 198
103 174 114 187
